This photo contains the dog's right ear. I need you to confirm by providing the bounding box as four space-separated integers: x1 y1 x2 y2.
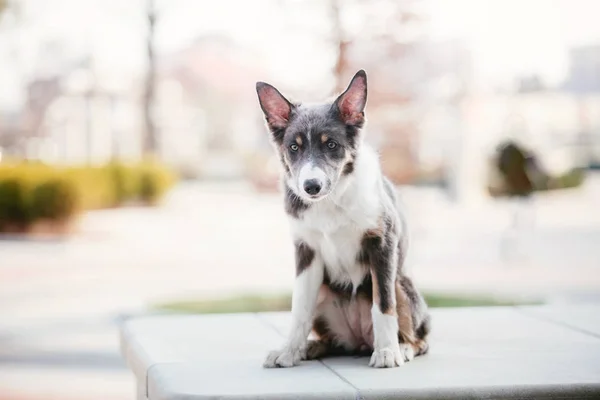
256 82 293 131
334 70 367 126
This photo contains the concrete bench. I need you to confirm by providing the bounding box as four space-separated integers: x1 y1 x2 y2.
120 305 600 399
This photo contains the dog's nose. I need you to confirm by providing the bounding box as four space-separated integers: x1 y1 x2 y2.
303 179 322 196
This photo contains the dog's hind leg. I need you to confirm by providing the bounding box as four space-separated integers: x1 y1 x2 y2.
414 313 431 356
397 276 430 358
304 339 369 360
395 280 419 361
306 315 336 360
304 339 336 360
308 290 376 360
307 308 358 360
305 339 329 359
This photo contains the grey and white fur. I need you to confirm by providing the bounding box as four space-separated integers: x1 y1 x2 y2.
256 70 430 368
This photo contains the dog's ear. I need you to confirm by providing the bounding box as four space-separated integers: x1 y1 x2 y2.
256 82 293 130
334 70 367 126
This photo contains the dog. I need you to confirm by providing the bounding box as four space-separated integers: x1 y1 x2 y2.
256 70 430 368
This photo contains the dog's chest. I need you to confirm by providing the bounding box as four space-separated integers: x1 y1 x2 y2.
293 201 377 290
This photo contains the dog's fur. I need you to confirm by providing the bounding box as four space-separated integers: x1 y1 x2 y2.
256 70 430 368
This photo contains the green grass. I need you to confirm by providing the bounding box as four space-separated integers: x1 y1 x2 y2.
423 293 538 308
153 292 540 315
156 294 293 314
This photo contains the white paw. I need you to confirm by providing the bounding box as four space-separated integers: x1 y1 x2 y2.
369 345 404 368
263 347 302 368
399 343 415 362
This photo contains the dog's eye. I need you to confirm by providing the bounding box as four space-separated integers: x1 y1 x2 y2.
327 141 337 149
290 144 299 152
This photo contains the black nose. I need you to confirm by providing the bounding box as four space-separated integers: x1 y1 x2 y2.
303 179 322 195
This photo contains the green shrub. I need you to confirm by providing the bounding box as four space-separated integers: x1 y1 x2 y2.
0 160 177 233
106 162 140 205
0 178 30 228
71 166 118 209
137 161 176 205
30 178 79 221
68 161 175 208
488 161 586 197
552 168 585 189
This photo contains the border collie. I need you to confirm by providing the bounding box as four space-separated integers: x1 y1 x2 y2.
256 70 430 368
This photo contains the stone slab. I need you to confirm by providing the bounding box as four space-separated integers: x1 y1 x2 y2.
121 306 600 399
517 303 600 337
120 313 357 399
147 361 356 400
121 313 271 381
308 307 600 399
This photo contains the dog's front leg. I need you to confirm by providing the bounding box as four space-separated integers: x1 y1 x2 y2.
361 232 404 368
370 260 403 367
263 242 323 368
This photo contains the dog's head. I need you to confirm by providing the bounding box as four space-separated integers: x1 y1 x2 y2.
256 70 367 202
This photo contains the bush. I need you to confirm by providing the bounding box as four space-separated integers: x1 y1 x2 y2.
66 161 175 209
30 178 79 221
551 168 585 190
0 160 177 234
137 161 176 205
106 162 141 205
0 178 30 229
487 141 586 197
67 166 116 210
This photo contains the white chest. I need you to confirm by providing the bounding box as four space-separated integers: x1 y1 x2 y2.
291 198 379 291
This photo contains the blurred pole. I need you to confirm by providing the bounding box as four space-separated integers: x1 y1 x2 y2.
502 194 533 265
330 0 348 93
84 51 95 165
446 100 463 203
3 0 27 157
143 0 158 157
85 90 92 164
60 116 68 163
110 95 119 161
577 97 591 166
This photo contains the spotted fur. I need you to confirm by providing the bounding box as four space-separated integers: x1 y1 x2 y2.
257 70 430 368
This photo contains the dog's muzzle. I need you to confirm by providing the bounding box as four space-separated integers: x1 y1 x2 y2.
298 163 329 199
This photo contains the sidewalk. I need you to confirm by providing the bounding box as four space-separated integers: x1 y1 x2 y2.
121 305 600 399
1 178 600 399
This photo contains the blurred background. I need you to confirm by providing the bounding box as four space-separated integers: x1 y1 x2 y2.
1 0 600 398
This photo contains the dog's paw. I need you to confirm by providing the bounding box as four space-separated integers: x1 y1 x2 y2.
369 346 404 368
263 347 302 368
399 343 415 362
305 340 329 360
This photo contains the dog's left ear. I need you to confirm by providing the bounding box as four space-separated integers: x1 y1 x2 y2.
256 82 293 130
334 70 367 126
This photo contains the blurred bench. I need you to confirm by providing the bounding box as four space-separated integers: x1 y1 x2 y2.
120 305 600 400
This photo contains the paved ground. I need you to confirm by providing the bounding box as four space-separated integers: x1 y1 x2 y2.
122 306 600 399
1 175 600 398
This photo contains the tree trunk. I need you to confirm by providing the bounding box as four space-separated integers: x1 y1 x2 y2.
330 0 349 93
143 0 157 156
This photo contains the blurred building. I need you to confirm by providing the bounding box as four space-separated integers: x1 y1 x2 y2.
344 37 473 185
0 110 25 158
564 44 600 94
0 53 143 165
40 67 141 165
422 42 600 204
0 34 271 177
563 43 600 167
156 34 268 179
